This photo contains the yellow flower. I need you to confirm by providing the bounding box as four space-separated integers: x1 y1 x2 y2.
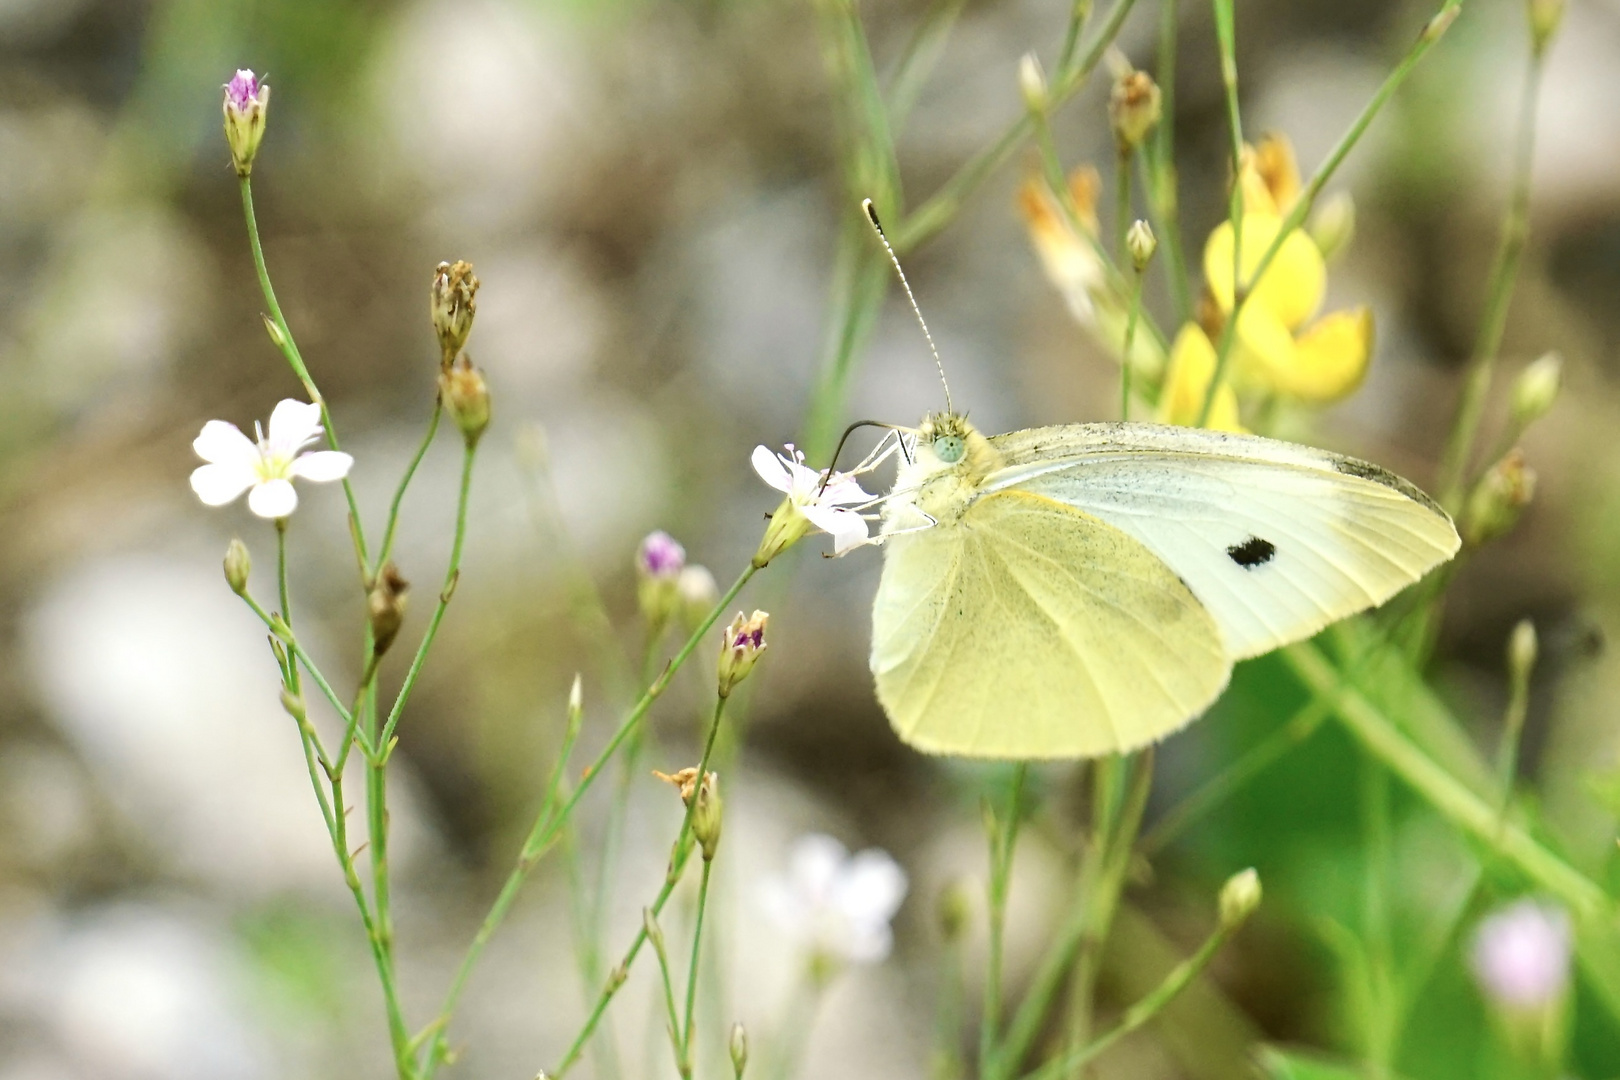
1202 133 1373 405
1157 324 1245 433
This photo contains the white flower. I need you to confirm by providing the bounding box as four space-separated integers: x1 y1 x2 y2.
1470 899 1572 1010
189 399 353 519
760 833 907 967
751 444 874 556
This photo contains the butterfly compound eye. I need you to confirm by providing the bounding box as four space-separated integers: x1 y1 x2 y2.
934 434 966 464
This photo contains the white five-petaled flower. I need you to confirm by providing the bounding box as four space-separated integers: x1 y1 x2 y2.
751 444 874 556
190 399 354 520
760 833 907 968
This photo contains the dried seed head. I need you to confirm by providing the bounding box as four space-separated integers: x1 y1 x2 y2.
1465 449 1536 546
1109 70 1162 151
367 562 410 657
431 260 480 364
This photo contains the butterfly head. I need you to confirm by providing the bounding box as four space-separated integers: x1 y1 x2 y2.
917 412 995 475
881 413 1003 532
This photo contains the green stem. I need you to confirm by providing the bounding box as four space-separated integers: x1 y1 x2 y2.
1148 0 1192 326
238 176 370 573
1283 643 1608 916
376 397 444 574
1197 0 1463 426
550 694 733 1078
1021 917 1238 1080
1114 146 1134 264
1437 43 1545 506
423 569 754 1077
1058 0 1094 72
892 0 1139 254
379 444 478 751
238 593 352 750
979 763 1028 1076
646 909 688 1077
682 858 716 1063
1121 269 1144 420
1206 0 1245 433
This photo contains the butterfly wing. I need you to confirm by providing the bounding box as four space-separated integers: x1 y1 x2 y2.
871 489 1230 759
984 422 1460 660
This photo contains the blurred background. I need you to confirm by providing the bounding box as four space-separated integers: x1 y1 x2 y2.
1 0 1619 1076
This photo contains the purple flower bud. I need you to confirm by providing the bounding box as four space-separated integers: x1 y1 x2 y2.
1471 899 1571 1010
226 70 260 112
637 531 686 580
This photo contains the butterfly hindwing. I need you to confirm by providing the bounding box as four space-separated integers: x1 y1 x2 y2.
983 423 1461 659
871 489 1230 759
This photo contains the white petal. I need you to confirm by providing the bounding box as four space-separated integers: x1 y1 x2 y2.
190 462 256 506
290 450 354 482
247 478 299 519
192 420 257 466
839 922 893 964
789 834 849 905
751 445 792 493
266 399 324 456
803 505 869 553
819 473 875 506
835 849 908 925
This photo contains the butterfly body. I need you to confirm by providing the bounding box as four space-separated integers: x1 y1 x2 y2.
870 415 1459 759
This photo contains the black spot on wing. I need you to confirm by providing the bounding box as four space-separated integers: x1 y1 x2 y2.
1332 456 1445 515
1226 536 1276 569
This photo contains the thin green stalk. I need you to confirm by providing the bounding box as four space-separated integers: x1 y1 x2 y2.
893 0 1140 254
426 569 754 1078
376 397 444 573
1114 147 1134 264
550 694 734 1078
682 858 716 1063
1283 643 1608 917
1359 757 1397 1071
885 0 971 129
1060 751 1153 1080
1206 0 1245 434
934 932 968 1080
645 909 688 1077
1497 653 1533 814
379 445 478 750
237 593 353 747
1197 0 1463 425
1147 0 1192 325
1021 916 1238 1080
1058 0 1095 72
238 176 370 573
1437 44 1546 506
1121 268 1144 420
979 764 1028 1077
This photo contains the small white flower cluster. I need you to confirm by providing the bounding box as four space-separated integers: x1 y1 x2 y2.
760 833 907 968
189 399 352 520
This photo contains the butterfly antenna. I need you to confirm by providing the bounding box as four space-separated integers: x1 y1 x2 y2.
863 199 953 414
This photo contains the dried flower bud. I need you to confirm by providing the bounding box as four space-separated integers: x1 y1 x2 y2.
1508 619 1538 684
1465 449 1536 546
440 355 491 446
1126 219 1157 272
368 562 410 657
653 766 701 804
280 687 305 721
568 672 584 717
693 770 723 861
717 610 768 697
1511 351 1562 428
1528 0 1564 54
1018 53 1048 113
223 69 270 177
729 1022 748 1078
1308 191 1356 261
1218 867 1262 929
677 565 720 632
431 260 480 364
636 531 686 629
1109 70 1162 152
1422 4 1460 43
224 538 251 595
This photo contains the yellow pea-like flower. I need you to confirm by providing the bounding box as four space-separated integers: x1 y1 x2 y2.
1203 215 1326 332
1158 324 1246 433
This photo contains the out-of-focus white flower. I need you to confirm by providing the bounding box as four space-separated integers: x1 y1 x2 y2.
1470 899 1572 1010
189 400 353 519
751 444 874 561
761 833 907 969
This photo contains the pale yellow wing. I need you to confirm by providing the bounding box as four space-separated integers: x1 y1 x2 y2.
984 423 1460 659
871 489 1230 760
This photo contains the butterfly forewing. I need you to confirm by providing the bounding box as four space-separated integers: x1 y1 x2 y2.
983 423 1461 659
871 489 1230 759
